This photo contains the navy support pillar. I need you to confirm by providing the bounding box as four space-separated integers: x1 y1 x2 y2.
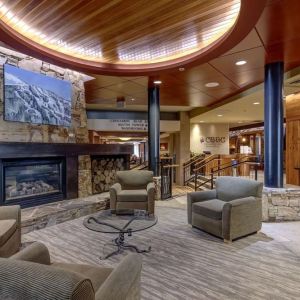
264 62 284 188
148 84 160 176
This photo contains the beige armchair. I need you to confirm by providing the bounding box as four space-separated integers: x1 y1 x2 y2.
0 205 21 257
110 170 155 214
188 177 263 242
0 242 142 300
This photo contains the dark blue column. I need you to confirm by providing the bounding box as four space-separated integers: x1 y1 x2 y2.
148 85 160 176
264 62 284 188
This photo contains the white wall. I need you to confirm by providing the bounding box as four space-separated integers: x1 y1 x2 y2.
190 123 229 155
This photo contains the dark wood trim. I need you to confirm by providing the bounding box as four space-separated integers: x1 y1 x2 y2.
0 142 133 158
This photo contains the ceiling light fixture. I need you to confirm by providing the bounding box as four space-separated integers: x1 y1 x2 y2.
131 98 135 101
205 82 219 88
253 102 260 105
235 60 247 66
120 137 131 141
179 67 185 72
217 114 223 117
199 121 204 123
153 80 162 85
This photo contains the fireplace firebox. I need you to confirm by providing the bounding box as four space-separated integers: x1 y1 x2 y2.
0 158 66 208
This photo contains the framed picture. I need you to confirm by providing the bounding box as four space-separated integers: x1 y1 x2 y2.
160 143 168 151
4 64 72 126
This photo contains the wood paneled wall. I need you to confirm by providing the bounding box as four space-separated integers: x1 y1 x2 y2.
286 94 300 185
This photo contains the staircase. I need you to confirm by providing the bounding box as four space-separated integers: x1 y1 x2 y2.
183 154 261 191
187 174 216 191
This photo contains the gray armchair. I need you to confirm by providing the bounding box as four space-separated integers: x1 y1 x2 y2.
0 242 142 300
187 177 263 242
110 170 155 214
0 205 21 257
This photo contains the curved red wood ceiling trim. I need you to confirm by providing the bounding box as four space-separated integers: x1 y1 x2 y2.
0 0 267 76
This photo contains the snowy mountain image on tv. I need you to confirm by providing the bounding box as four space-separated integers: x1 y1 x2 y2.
4 64 72 126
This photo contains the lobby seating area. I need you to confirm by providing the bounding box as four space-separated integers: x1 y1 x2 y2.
2 0 300 299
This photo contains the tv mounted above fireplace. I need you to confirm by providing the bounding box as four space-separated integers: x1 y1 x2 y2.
3 64 72 126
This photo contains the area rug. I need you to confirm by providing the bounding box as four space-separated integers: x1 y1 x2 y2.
23 206 300 300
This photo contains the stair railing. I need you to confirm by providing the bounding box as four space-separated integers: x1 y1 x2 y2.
183 154 206 185
191 154 220 190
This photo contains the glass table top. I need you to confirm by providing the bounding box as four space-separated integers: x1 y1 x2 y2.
83 209 157 234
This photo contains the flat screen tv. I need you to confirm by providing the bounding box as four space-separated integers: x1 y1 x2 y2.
3 64 72 126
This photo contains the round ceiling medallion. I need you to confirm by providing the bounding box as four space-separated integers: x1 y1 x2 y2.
0 0 267 75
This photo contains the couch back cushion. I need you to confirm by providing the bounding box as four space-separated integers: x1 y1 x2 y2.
116 170 153 190
0 258 95 300
216 176 263 202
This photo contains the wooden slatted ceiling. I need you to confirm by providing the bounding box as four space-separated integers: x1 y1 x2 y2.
0 0 240 63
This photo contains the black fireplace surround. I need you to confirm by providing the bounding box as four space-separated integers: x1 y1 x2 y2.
1 157 66 207
0 142 133 208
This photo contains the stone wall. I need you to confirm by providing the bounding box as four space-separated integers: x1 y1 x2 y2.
262 187 300 221
0 46 88 143
78 155 92 198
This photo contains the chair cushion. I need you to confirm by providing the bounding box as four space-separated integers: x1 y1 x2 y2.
118 190 148 202
216 176 263 202
53 263 113 292
0 219 17 246
116 170 153 190
192 199 226 220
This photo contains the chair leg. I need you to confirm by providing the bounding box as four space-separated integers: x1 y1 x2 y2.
224 239 232 244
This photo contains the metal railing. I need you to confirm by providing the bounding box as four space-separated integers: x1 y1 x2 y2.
193 155 261 191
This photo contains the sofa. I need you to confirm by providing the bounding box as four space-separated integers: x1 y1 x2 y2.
187 176 263 242
0 242 142 300
0 205 21 257
110 170 155 214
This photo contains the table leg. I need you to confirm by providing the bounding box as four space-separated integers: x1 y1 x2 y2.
100 231 152 260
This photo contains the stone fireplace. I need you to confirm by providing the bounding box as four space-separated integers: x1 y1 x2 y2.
0 142 132 208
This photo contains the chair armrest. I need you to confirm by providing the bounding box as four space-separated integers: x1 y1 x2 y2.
147 182 155 215
10 242 51 265
222 197 262 241
187 190 217 224
0 205 21 226
0 257 93 300
96 253 142 300
109 183 122 211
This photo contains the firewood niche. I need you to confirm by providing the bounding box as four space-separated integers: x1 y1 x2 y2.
91 155 129 194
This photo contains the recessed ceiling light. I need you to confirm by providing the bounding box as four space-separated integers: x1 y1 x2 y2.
199 121 204 123
217 114 223 117
179 67 185 72
131 98 135 101
235 60 247 66
153 80 162 84
205 82 219 88
238 121 243 124
253 102 260 105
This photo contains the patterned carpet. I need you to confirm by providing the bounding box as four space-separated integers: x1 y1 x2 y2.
23 205 300 300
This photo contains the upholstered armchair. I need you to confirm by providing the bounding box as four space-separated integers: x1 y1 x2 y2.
0 205 21 257
0 242 142 300
110 170 155 214
187 177 263 242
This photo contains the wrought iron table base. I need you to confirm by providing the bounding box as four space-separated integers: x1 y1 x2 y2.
101 231 151 260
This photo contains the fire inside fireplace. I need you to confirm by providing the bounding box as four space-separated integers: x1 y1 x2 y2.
1 158 66 207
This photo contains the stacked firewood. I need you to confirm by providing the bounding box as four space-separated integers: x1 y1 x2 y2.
91 157 125 193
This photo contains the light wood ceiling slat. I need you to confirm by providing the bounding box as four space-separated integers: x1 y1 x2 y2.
0 0 240 63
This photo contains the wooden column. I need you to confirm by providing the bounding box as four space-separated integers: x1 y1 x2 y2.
286 93 300 186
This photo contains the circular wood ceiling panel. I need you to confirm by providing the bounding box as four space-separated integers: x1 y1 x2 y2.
0 0 266 75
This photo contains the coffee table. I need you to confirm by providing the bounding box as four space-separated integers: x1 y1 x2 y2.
83 209 157 259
